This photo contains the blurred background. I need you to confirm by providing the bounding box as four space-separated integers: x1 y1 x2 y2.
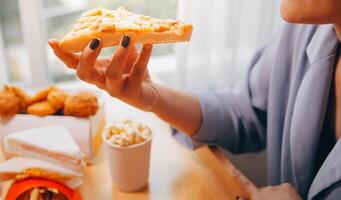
0 0 283 186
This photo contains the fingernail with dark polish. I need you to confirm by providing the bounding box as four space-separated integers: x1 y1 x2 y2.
90 38 100 50
121 35 130 48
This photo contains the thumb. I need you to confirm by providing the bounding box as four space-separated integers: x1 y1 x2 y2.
233 169 259 199
48 39 80 69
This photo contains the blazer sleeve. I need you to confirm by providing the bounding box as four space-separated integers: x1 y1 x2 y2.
172 32 280 154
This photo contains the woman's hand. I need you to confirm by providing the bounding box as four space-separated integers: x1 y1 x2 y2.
234 169 302 200
49 35 158 111
250 184 302 200
49 35 202 135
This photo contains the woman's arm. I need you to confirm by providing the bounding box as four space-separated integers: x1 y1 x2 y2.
151 84 202 135
49 36 202 136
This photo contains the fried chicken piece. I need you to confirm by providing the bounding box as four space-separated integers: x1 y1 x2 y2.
27 101 57 116
47 89 68 109
64 91 99 117
0 91 21 119
28 86 58 105
2 85 30 112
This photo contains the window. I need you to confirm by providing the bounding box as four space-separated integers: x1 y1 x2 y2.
0 0 31 83
0 0 178 85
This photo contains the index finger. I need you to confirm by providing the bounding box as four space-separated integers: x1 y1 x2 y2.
77 38 105 87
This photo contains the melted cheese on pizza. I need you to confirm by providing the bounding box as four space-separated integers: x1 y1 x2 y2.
59 7 193 52
71 7 187 36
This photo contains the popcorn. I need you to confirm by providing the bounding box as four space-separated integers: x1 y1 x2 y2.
105 120 152 147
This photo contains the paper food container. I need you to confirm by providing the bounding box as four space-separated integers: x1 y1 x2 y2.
0 89 105 164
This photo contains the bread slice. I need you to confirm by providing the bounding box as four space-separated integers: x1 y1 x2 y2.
0 157 83 189
4 126 85 172
59 7 193 52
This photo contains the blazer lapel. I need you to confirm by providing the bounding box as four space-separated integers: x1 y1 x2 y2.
290 53 335 197
308 140 341 199
289 25 339 197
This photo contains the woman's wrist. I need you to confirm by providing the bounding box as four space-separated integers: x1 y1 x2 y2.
148 84 203 136
122 82 162 113
145 83 163 113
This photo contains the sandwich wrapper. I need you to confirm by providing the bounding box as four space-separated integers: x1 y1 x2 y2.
0 89 105 164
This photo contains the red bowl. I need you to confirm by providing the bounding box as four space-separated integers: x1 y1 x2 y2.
5 178 82 200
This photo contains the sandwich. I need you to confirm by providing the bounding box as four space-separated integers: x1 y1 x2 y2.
0 157 82 189
0 126 84 199
4 126 85 172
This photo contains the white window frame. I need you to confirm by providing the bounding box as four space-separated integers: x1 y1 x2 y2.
18 0 50 86
0 22 9 84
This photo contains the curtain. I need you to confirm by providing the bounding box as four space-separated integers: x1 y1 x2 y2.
175 0 282 90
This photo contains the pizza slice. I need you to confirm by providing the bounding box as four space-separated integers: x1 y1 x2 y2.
59 7 193 52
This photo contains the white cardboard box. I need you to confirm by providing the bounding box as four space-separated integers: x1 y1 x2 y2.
0 89 105 164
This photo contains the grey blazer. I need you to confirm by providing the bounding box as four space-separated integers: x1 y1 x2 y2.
173 24 341 199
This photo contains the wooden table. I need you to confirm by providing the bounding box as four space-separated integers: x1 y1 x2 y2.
1 95 250 200
79 97 249 200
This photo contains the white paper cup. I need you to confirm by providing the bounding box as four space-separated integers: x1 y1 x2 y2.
103 132 152 192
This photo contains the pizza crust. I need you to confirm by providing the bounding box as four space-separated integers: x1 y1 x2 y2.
59 7 193 52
